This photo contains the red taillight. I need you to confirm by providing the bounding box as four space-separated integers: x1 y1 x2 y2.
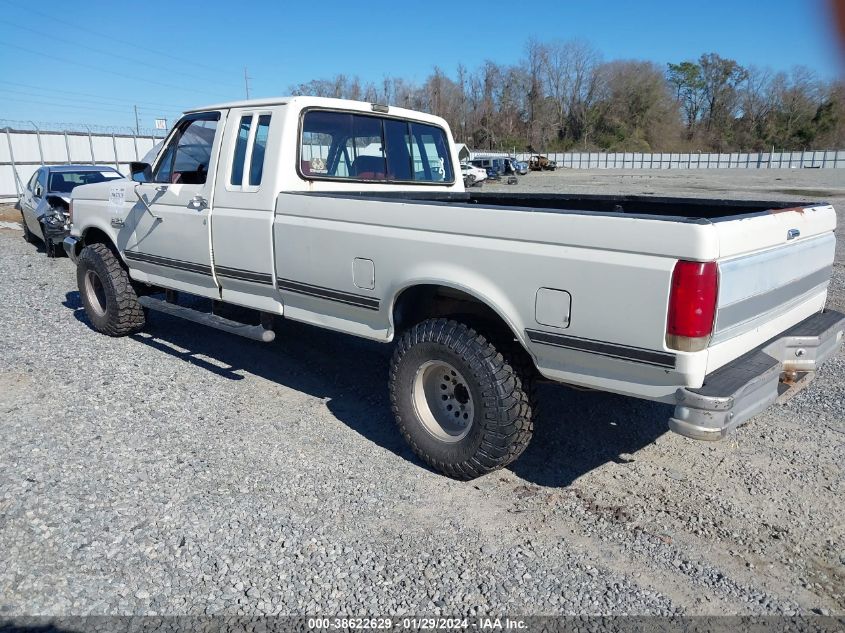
666 260 718 352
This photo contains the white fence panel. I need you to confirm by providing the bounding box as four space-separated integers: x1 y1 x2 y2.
115 136 138 162
1 128 166 200
40 134 68 161
66 134 94 163
13 134 41 163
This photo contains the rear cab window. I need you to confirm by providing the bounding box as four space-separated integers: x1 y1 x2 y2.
299 110 453 184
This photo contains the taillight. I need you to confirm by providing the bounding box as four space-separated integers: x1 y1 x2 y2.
68 199 74 226
666 260 718 352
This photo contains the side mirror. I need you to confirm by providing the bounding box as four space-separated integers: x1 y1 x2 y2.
130 162 152 183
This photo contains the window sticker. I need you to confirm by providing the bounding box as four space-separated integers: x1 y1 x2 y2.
108 185 126 212
310 157 327 173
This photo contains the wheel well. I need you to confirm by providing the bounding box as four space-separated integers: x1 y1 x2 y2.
81 227 120 258
392 284 517 340
82 227 112 248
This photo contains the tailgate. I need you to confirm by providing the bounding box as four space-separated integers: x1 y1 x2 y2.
710 204 837 348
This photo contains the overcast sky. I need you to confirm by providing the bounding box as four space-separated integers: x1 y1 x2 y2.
0 0 842 131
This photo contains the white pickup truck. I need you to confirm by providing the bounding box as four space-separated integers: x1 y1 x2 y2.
64 96 844 479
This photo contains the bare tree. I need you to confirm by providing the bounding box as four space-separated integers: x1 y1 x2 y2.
289 39 840 154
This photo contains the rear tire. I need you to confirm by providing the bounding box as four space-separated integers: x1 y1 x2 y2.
77 243 145 336
389 318 535 479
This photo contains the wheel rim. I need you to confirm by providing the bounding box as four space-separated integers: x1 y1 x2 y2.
84 269 107 317
412 360 475 443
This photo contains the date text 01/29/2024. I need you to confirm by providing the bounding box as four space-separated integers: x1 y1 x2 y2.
306 617 527 630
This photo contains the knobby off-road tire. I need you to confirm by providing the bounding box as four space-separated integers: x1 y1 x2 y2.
389 318 535 480
77 243 145 336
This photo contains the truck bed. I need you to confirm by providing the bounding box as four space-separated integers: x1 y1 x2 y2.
299 190 819 221
467 192 819 221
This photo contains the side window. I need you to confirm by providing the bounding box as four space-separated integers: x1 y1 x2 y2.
248 115 271 186
229 113 272 188
230 116 252 186
152 115 219 185
34 169 47 197
27 171 38 193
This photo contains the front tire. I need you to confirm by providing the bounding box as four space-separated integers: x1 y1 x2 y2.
77 243 145 336
389 318 535 479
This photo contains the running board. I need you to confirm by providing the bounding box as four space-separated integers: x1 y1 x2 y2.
139 296 276 343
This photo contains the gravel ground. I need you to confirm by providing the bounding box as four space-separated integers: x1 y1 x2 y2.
0 170 843 617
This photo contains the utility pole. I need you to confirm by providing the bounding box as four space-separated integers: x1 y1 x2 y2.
133 105 140 135
244 67 251 99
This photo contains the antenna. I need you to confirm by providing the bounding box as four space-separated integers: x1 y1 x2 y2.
244 67 251 99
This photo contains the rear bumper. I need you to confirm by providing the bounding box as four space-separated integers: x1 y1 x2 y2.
669 309 845 440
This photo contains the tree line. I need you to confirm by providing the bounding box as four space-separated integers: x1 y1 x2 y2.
289 39 845 153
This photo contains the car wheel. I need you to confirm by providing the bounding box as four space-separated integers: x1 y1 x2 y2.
77 243 146 336
21 213 34 244
389 318 535 479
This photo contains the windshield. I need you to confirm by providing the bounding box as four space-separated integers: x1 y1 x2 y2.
48 170 122 194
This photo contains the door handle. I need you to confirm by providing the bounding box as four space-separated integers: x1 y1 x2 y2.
188 194 207 210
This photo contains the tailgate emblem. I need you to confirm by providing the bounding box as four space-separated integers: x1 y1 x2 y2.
787 228 800 240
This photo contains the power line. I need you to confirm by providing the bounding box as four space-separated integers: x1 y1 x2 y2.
0 94 175 116
0 0 243 78
0 79 186 111
0 87 177 114
0 17 246 91
0 41 237 100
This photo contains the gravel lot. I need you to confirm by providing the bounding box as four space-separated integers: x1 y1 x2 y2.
0 169 843 617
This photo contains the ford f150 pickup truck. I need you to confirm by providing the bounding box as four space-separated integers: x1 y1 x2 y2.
64 96 844 479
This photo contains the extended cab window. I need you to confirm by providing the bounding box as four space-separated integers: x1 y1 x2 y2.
300 110 453 184
153 114 219 185
249 115 270 186
229 113 271 188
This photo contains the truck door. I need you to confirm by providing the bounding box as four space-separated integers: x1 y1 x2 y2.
128 111 225 295
209 109 281 313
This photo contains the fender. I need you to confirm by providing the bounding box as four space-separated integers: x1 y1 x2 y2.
386 265 530 351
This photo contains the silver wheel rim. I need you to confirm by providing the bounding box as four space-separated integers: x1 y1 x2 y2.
84 269 107 317
412 360 475 443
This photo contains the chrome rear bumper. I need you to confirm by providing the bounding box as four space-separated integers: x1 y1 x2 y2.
669 309 845 440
